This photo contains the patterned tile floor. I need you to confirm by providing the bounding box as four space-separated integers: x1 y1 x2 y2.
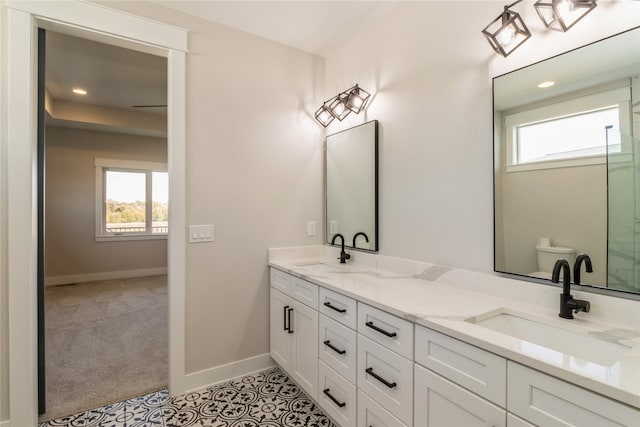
40 367 337 427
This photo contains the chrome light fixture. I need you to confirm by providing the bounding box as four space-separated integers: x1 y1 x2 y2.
534 0 597 32
314 84 372 127
482 0 531 57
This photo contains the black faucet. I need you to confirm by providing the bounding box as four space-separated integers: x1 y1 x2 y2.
573 253 593 285
552 258 590 319
331 233 351 264
352 232 369 248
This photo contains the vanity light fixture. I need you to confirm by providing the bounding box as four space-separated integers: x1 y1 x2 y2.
482 0 532 57
72 88 87 95
314 84 372 127
534 0 597 32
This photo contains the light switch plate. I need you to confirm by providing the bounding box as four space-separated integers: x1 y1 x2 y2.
307 221 316 236
189 224 214 243
329 220 338 235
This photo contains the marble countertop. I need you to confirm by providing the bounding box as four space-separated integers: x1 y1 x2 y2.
268 249 640 410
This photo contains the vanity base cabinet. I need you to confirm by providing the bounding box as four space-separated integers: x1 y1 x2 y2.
358 390 407 427
508 362 640 427
506 413 535 427
319 360 357 427
269 287 319 400
414 364 506 427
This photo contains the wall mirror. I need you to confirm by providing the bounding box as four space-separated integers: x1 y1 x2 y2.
326 120 378 251
494 27 639 295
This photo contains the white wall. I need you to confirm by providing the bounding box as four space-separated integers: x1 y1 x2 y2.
324 1 640 276
44 125 168 280
0 3 8 422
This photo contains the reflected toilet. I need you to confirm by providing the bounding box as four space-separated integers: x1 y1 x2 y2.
530 237 576 280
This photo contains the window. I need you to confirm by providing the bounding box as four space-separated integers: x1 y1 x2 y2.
95 159 168 241
503 86 631 172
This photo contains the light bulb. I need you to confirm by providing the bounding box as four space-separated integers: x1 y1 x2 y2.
332 102 345 116
556 0 575 21
497 25 516 47
318 110 331 122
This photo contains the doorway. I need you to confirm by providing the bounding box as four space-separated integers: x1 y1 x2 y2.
4 4 187 425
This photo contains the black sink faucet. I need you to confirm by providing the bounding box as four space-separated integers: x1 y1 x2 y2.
352 232 369 248
331 233 351 264
573 254 593 285
552 258 590 319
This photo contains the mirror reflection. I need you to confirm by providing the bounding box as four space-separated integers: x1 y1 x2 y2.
494 27 639 294
326 120 378 251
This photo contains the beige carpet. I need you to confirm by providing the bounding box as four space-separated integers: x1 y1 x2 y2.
40 275 167 422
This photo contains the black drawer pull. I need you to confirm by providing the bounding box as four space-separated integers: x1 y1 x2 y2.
365 367 397 389
323 301 347 313
323 388 346 408
323 340 346 355
365 321 397 337
283 305 289 331
287 307 294 334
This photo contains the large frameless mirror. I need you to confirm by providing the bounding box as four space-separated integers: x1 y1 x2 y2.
494 27 640 295
326 120 378 251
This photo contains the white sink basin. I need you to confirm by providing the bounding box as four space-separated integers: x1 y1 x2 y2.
293 261 343 273
466 309 631 367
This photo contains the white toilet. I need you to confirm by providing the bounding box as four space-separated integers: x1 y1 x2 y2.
531 237 576 280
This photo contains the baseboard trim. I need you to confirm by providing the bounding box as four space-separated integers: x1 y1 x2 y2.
183 353 274 394
45 267 167 286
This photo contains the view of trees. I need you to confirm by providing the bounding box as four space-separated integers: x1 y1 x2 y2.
106 199 168 224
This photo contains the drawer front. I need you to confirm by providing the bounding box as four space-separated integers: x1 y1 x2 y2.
318 360 357 427
319 287 357 329
508 362 640 427
291 277 318 309
414 364 506 427
507 413 535 427
270 268 293 296
358 303 414 359
358 390 407 427
415 325 506 407
357 335 413 426
319 314 357 384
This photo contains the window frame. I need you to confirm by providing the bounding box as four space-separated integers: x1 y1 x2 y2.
95 158 168 242
503 86 632 173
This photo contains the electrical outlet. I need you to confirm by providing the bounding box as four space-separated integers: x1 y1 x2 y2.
307 221 316 236
188 224 214 243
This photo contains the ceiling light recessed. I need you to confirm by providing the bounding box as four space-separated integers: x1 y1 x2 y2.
72 88 87 95
537 81 556 88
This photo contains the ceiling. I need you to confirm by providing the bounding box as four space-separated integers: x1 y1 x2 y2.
155 0 399 56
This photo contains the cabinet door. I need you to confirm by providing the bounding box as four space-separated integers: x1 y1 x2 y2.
414 364 506 427
270 288 293 373
291 299 319 400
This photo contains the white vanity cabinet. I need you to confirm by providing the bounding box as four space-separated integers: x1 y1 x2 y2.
269 270 319 400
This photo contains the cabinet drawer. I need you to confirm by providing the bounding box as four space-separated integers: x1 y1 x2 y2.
270 268 293 295
357 335 413 426
415 325 506 407
358 303 414 359
291 277 318 309
415 364 506 427
508 362 640 427
319 314 357 384
319 360 357 427
320 287 357 329
358 390 407 427
507 413 535 427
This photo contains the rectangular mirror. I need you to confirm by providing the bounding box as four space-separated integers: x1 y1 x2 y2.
493 27 639 295
326 120 378 251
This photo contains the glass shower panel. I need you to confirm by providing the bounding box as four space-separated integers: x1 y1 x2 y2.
607 127 639 292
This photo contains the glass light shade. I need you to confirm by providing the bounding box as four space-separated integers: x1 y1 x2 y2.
327 93 351 121
314 104 335 127
346 85 371 114
482 7 532 57
534 0 597 32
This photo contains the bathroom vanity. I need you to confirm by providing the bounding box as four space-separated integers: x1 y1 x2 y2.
268 246 640 427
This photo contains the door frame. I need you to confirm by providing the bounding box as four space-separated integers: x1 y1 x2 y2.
3 2 188 425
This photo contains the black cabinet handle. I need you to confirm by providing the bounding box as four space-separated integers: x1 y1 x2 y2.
365 367 397 388
323 388 346 408
283 305 289 331
323 301 346 313
323 340 346 355
287 308 294 334
365 321 397 337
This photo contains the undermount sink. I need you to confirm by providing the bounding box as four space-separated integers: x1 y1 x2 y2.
465 309 631 367
293 261 343 273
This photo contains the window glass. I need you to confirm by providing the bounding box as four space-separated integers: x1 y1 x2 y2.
516 107 620 164
152 172 168 234
105 170 147 234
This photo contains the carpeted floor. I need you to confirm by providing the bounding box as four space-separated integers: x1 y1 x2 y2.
40 275 168 422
